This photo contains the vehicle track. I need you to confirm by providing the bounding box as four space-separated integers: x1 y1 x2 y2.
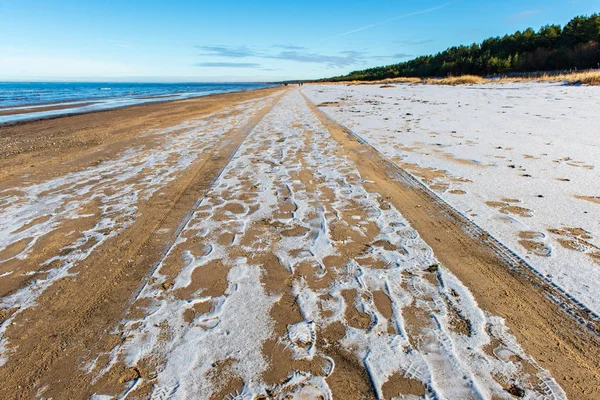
0 88 598 399
304 93 600 331
304 92 600 399
0 91 284 399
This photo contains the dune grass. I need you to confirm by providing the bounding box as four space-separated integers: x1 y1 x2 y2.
491 71 600 85
340 75 485 86
424 75 486 85
545 71 600 85
345 77 421 85
326 70 600 86
381 77 422 84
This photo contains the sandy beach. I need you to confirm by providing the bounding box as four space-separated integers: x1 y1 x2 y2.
0 85 599 399
305 82 600 315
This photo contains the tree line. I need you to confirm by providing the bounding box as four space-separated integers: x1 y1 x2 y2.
326 14 600 81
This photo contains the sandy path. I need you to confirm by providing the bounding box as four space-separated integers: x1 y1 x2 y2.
0 88 597 399
71 90 571 399
0 89 283 397
303 83 600 315
306 95 600 399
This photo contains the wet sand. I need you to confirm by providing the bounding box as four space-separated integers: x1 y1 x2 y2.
0 102 98 117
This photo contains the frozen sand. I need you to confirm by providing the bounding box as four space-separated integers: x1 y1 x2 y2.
304 82 600 315
89 91 565 399
2 86 595 398
0 95 275 365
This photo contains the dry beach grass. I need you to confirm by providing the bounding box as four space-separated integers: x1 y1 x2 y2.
333 70 600 86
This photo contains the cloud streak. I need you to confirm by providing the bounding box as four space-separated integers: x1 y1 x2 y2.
196 45 367 68
329 2 453 39
271 45 307 51
267 50 366 67
194 62 261 68
374 53 413 60
509 9 543 22
394 38 434 46
196 45 256 58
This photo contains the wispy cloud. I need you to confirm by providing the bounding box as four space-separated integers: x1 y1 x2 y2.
509 9 543 22
194 62 261 68
195 44 367 68
271 45 307 51
196 45 256 58
329 3 453 39
268 50 366 68
374 53 413 60
394 38 434 46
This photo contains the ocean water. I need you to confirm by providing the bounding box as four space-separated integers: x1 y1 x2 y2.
0 82 275 124
0 82 273 107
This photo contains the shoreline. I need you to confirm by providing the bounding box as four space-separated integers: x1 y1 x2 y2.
0 84 277 126
0 102 98 117
0 86 284 185
0 86 288 397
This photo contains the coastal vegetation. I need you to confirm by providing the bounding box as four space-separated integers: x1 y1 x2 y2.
326 14 600 82
342 70 600 86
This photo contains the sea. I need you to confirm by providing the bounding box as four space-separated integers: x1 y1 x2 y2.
0 82 275 124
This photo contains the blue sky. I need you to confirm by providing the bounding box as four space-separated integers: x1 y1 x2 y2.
1 0 598 81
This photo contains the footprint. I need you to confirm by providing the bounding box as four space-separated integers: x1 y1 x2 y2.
284 321 317 360
518 231 551 257
224 389 252 400
151 380 179 400
492 346 519 362
519 231 545 240
486 200 533 218
548 227 600 263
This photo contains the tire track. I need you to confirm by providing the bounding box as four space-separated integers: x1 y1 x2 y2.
303 92 600 399
88 90 567 399
0 91 285 399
